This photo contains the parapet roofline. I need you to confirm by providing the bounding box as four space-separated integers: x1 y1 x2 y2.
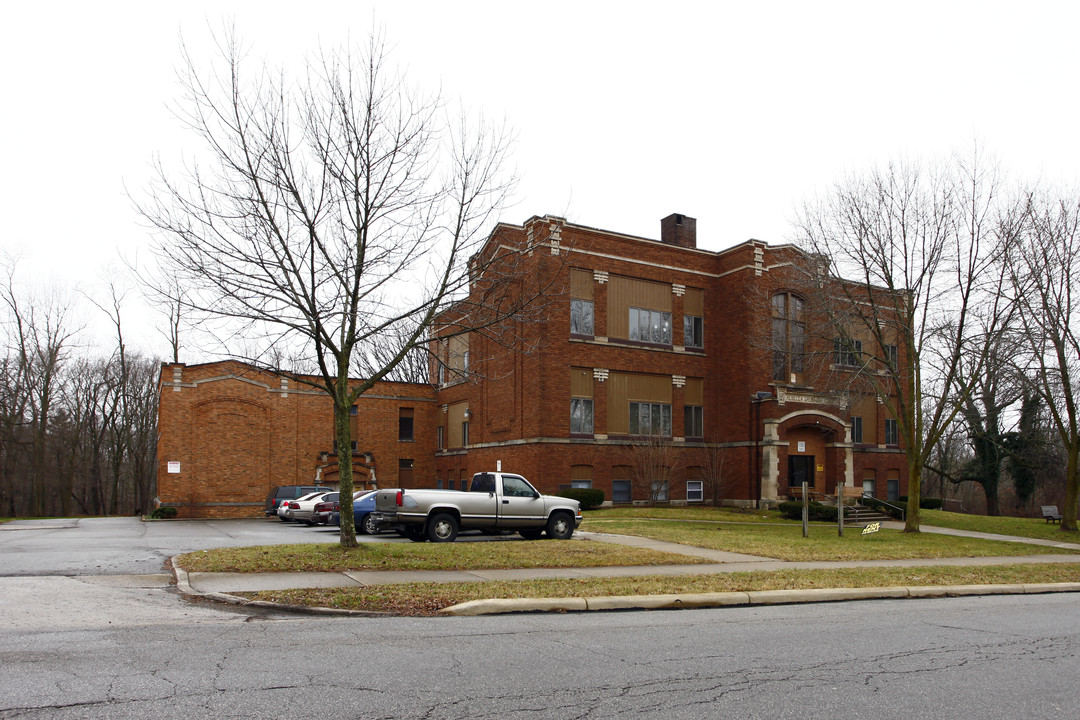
495 215 796 258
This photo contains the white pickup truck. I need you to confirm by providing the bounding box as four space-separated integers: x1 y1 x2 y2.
372 472 583 542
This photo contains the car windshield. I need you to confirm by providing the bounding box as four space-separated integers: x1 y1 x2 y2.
354 491 376 502
294 492 321 503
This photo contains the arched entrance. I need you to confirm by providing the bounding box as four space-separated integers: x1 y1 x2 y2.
760 410 851 503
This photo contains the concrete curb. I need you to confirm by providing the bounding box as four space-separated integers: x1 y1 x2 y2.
171 554 1080 618
172 558 389 617
438 582 1080 616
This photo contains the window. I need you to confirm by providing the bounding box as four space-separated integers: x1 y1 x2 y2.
349 405 358 416
629 307 672 345
570 299 594 336
461 420 470 447
885 418 898 445
612 480 632 503
651 481 669 502
570 465 593 490
686 480 704 503
772 294 806 381
502 475 536 497
684 315 704 349
629 402 672 436
851 416 863 444
570 398 594 435
437 426 444 450
862 471 876 498
834 337 863 367
884 344 898 371
684 405 703 439
399 408 414 442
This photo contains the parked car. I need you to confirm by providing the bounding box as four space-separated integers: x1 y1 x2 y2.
266 485 332 517
331 491 381 534
373 472 580 542
311 494 340 525
285 491 337 525
317 491 369 526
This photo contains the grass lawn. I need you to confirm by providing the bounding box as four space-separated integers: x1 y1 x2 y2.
581 517 1080 562
179 507 1080 616
238 563 1080 617
175 538 708 573
919 509 1079 541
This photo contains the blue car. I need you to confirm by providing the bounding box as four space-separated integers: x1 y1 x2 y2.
332 490 381 535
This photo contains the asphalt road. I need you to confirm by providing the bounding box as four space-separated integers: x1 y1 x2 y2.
2 518 1078 719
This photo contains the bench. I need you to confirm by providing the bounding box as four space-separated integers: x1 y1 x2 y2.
1042 506 1063 523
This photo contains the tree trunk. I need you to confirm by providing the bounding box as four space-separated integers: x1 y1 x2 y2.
904 456 921 532
334 379 358 548
1063 440 1079 532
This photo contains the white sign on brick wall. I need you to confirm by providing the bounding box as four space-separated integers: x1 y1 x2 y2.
167 462 181 474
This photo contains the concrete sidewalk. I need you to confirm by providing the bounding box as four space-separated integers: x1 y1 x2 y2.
174 524 1080 615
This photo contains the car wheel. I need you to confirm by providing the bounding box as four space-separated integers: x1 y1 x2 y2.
405 525 427 542
546 513 574 540
426 513 459 543
279 515 289 522
362 513 380 536
518 528 543 540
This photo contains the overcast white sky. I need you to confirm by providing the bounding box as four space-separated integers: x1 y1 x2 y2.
2 0 1078 356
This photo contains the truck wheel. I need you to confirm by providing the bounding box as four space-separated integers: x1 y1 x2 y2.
426 513 459 543
361 513 380 536
519 529 543 540
546 513 574 540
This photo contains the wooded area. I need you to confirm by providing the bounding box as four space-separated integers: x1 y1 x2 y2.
0 272 158 518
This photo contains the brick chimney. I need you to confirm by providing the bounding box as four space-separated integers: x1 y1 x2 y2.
661 213 696 249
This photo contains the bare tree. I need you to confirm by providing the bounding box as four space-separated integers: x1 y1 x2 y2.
621 436 684 505
1007 189 1080 530
2 268 78 517
138 31 532 546
698 441 729 506
796 152 1013 531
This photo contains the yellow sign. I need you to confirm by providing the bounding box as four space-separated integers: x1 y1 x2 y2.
861 522 881 535
816 464 824 472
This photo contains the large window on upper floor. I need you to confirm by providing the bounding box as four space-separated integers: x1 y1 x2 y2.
772 293 806 382
629 307 672 345
683 287 704 350
833 337 863 368
885 418 899 446
570 268 594 337
571 299 594 336
570 367 594 436
608 275 672 345
629 402 672 436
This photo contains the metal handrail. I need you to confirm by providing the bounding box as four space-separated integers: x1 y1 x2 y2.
845 496 906 523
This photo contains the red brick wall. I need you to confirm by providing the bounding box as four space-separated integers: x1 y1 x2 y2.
157 214 910 513
156 361 438 518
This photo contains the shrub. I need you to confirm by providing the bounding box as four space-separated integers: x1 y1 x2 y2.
555 488 605 510
778 500 837 521
150 506 178 519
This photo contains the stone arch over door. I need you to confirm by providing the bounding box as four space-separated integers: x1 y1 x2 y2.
760 410 851 503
